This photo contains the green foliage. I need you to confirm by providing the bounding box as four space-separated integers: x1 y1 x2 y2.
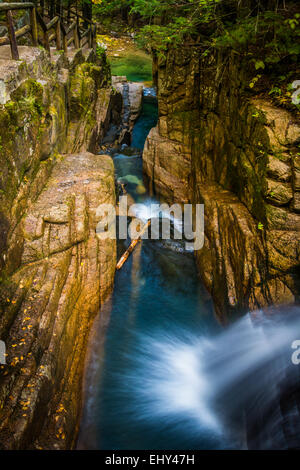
269 86 282 96
96 43 106 58
92 0 133 15
249 75 262 89
135 21 196 57
19 95 43 117
94 0 300 67
255 60 265 70
257 222 264 231
109 51 153 81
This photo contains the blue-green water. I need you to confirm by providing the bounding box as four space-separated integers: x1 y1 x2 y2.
77 89 225 450
77 54 300 450
132 96 158 149
80 243 224 450
110 51 153 82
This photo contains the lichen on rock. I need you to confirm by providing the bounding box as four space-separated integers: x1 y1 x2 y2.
143 46 300 319
0 46 118 449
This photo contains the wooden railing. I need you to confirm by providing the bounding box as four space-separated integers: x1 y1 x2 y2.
0 2 97 60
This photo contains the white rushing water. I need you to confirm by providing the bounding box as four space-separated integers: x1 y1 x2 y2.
129 197 184 239
78 76 300 450
120 307 300 449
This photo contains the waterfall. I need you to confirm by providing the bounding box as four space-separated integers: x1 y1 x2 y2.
116 306 300 449
78 56 300 449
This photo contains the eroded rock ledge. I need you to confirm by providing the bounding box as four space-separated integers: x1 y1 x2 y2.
0 46 120 276
0 48 118 448
0 152 116 449
143 48 300 319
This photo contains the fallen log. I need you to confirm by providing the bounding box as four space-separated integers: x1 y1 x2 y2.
120 182 127 194
116 220 151 270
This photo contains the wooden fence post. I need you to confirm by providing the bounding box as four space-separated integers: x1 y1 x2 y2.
74 23 80 49
0 2 97 57
6 9 19 60
74 25 80 49
44 29 50 52
36 10 50 53
93 24 97 49
56 19 62 50
40 0 45 19
61 23 67 52
30 7 38 46
88 26 92 48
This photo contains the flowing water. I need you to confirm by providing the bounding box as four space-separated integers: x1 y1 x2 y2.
77 56 300 450
109 50 153 83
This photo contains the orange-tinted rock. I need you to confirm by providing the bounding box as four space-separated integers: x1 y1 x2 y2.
0 153 116 449
0 48 118 449
144 46 300 318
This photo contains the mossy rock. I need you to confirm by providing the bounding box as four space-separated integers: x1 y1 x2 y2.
11 79 44 106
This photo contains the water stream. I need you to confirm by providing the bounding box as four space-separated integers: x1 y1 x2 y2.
77 55 300 451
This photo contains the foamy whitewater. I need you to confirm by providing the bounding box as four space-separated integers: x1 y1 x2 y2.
116 307 300 449
128 197 191 251
78 78 300 450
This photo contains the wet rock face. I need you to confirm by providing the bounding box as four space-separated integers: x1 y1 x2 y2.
110 76 143 146
143 126 191 204
143 47 300 318
0 48 118 448
0 46 118 275
0 152 116 449
0 153 116 450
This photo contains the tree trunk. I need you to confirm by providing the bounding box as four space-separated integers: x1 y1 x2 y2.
116 221 151 270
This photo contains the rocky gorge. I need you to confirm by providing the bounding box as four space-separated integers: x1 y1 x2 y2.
0 6 299 450
0 46 120 449
143 47 300 319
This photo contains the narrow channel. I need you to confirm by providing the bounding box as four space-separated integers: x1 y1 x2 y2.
77 59 228 450
77 51 300 451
